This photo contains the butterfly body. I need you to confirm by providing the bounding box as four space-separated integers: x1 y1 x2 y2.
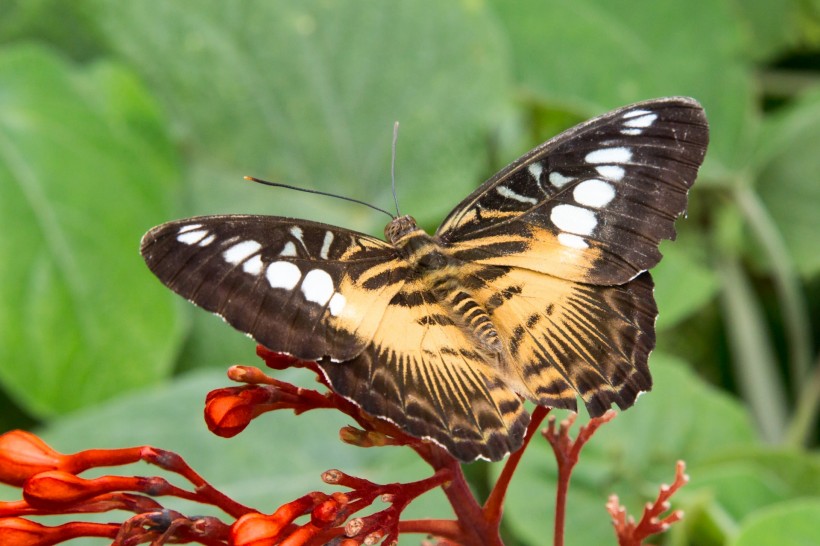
386 215 504 353
142 97 709 462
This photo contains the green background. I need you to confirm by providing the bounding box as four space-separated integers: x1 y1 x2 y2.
1 1 819 544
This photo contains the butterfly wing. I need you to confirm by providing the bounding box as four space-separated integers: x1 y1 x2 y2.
142 215 527 461
315 279 528 462
467 265 656 416
141 215 406 362
436 97 707 418
438 97 709 284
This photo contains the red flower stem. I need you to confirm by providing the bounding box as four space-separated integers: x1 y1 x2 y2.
383 469 452 507
484 405 550 525
433 455 501 546
546 411 615 546
142 448 254 518
397 518 463 541
553 455 571 546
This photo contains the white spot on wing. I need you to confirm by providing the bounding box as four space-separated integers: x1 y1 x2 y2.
266 261 301 289
280 241 298 257
198 234 216 246
496 185 538 204
289 226 304 241
177 223 203 233
550 204 597 235
243 255 264 275
557 233 589 249
177 230 209 245
301 269 334 306
320 231 334 260
223 240 262 265
620 128 642 136
328 292 346 316
595 165 625 181
549 172 573 188
624 113 657 128
623 109 652 119
527 162 543 182
585 147 632 164
573 179 616 208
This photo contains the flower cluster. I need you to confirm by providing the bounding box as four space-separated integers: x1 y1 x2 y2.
0 346 690 545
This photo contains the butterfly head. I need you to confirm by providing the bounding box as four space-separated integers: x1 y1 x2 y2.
384 214 420 244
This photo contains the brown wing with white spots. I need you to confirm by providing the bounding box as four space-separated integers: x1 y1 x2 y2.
141 215 527 462
141 215 405 362
438 97 708 285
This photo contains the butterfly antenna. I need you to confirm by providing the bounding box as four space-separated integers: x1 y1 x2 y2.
245 177 395 220
391 121 401 217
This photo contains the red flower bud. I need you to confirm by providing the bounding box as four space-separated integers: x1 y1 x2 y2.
23 472 162 510
0 517 48 546
231 512 287 546
0 431 67 487
23 471 100 508
0 518 117 545
311 497 342 526
205 386 280 437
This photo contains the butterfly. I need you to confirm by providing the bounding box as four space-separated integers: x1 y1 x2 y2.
141 97 709 462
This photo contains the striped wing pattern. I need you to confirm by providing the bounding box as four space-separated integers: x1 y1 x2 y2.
141 97 709 462
472 267 656 416
141 216 528 460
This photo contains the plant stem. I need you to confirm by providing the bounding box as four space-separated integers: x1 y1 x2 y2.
553 453 570 546
418 448 502 546
484 406 550 524
717 254 788 443
787 354 820 446
734 186 812 406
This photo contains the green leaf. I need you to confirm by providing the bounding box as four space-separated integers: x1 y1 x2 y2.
498 354 757 546
730 499 820 546
653 237 719 331
0 45 184 417
692 449 820 524
91 0 513 232
1 369 452 521
733 0 802 62
716 255 788 443
0 0 106 60
754 88 820 278
488 0 758 174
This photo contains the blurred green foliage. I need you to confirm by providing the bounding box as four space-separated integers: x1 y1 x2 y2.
0 0 818 544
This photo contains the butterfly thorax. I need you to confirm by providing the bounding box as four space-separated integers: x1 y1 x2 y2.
385 215 503 354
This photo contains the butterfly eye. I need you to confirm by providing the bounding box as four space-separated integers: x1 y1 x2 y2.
384 215 418 243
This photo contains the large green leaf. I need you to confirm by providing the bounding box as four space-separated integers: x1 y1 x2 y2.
487 0 758 175
498 354 757 546
733 0 802 62
653 237 719 331
0 45 183 417
754 88 820 278
690 449 820 526
730 499 820 546
90 0 513 233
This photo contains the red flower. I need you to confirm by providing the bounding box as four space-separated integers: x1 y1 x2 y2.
0 431 67 487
